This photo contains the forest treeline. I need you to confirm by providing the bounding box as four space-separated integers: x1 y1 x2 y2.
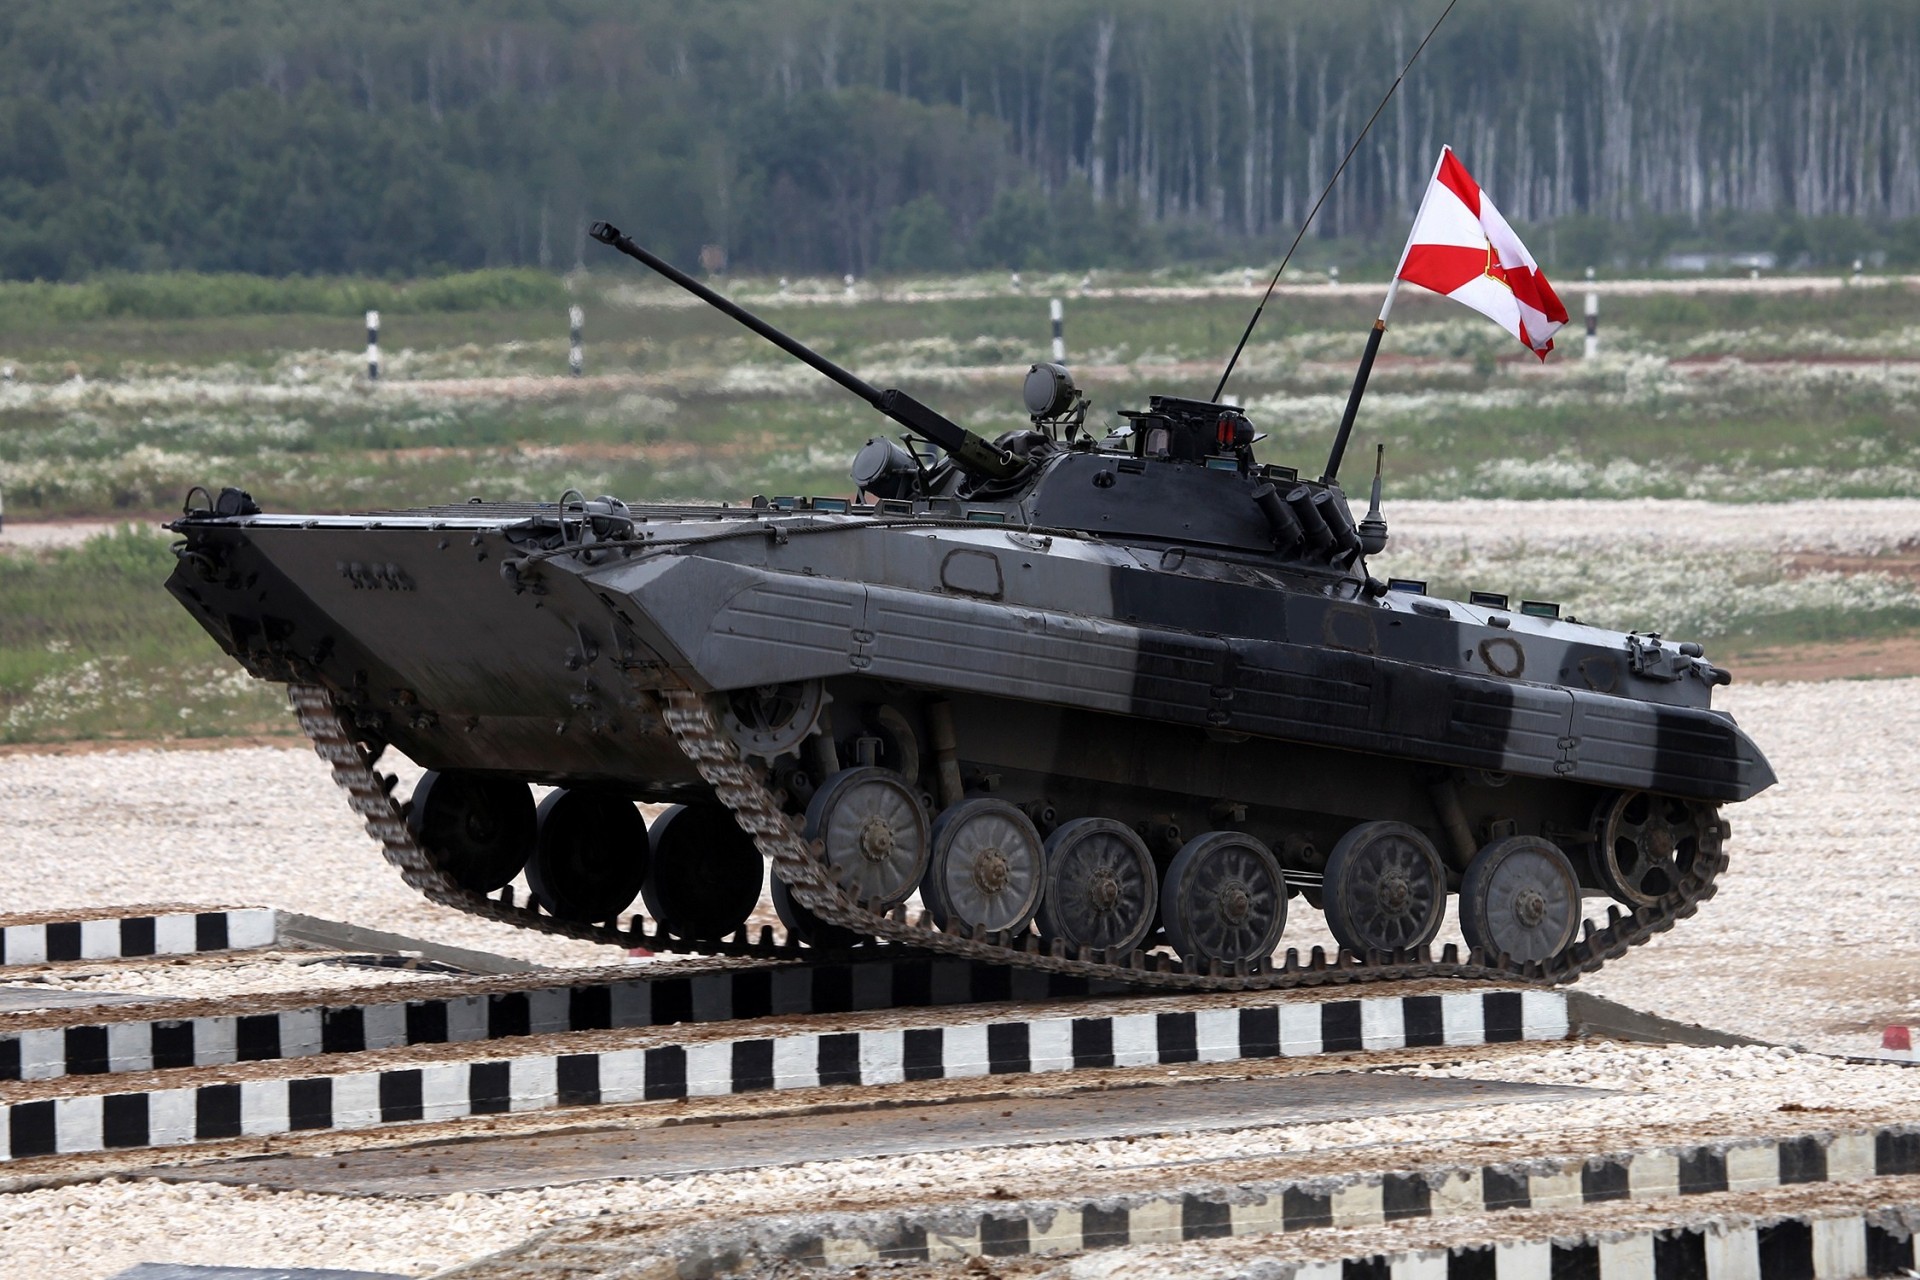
4 0 1920 281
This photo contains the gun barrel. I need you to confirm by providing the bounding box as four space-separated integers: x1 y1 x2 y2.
590 222 882 407
590 222 1019 481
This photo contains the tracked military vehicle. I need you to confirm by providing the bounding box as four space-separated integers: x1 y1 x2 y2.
164 222 1772 991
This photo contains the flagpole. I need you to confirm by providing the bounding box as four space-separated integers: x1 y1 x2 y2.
1321 148 1450 485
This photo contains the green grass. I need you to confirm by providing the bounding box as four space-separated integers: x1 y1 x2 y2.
0 270 567 331
0 528 288 744
1713 605 1920 647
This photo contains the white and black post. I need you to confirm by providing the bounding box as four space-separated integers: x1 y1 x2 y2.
1050 297 1065 363
365 310 381 382
1584 267 1599 359
568 305 584 377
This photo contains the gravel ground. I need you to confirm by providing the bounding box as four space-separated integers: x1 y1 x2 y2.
1386 498 1920 555
0 746 607 971
1578 678 1920 1057
0 953 471 1003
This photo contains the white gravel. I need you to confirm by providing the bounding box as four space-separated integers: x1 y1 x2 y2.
1386 498 1920 556
1579 678 1920 1056
0 746 608 972
0 954 463 1004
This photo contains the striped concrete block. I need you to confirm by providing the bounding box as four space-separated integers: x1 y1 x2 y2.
1301 1213 1920 1280
0 988 1569 1162
0 957 1130 1083
0 910 277 967
763 1126 1920 1270
792 1213 1920 1279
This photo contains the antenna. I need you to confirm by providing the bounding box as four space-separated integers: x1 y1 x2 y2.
1358 443 1389 555
1211 0 1462 403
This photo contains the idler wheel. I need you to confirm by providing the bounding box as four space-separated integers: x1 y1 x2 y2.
771 874 868 949
1590 791 1717 907
1322 820 1447 956
1035 818 1159 957
805 767 930 908
525 789 649 923
642 804 764 942
1459 835 1581 964
406 770 535 894
716 680 828 762
1161 832 1287 968
922 798 1045 935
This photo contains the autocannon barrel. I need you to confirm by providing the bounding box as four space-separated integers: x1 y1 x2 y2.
589 222 1020 481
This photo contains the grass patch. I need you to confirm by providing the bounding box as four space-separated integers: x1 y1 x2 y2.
0 270 567 330
0 527 289 744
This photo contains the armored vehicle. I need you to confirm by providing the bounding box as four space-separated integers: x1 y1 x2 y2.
164 222 1772 992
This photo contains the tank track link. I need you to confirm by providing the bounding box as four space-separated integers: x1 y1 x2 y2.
290 682 1729 992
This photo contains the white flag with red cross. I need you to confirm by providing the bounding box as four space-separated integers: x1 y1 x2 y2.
1394 147 1568 359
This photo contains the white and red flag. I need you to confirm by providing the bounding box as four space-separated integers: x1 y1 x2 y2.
1393 147 1568 359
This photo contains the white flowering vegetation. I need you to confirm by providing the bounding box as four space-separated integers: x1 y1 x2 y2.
1373 536 1920 643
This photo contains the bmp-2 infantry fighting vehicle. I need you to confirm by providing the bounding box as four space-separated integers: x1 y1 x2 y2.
164 222 1772 992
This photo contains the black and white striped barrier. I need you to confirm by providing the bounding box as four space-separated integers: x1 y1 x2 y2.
1585 266 1600 358
465 1126 1920 1278
0 989 1568 1162
568 305 584 377
1050 298 1065 362
365 309 380 382
0 908 529 977
1289 1210 1920 1280
0 910 277 967
3 957 1129 1083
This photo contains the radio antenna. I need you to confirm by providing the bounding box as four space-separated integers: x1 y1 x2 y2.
1211 0 1461 403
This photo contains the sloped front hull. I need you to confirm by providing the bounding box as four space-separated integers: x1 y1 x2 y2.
165 517 701 793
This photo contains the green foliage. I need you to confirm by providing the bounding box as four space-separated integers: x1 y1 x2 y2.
881 196 960 271
971 187 1052 269
0 1 1916 281
0 269 563 327
63 522 176 576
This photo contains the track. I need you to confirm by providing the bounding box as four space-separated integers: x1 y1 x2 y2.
289 683 1729 994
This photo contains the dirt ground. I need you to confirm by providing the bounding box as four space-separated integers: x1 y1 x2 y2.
1725 632 1920 681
